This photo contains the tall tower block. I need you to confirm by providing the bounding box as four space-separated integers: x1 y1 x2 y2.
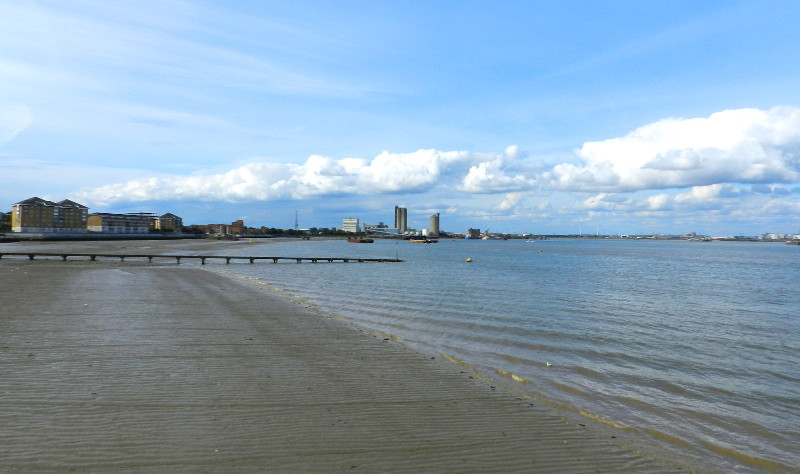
394 206 407 233
429 213 440 237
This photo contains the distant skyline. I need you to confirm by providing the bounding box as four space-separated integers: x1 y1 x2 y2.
2 1 799 236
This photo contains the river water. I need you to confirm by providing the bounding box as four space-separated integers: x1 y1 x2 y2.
219 238 799 472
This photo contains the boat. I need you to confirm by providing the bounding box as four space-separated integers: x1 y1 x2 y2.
347 238 374 243
409 239 438 244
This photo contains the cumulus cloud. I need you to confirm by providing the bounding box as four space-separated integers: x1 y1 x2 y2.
645 194 672 211
77 149 476 206
496 192 526 211
459 146 536 193
577 183 762 217
582 193 629 211
354 149 471 193
674 184 744 203
75 107 800 213
547 106 800 191
0 103 33 146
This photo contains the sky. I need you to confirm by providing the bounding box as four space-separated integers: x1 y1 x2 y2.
2 0 800 236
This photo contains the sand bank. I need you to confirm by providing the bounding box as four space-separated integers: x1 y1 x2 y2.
1 241 690 472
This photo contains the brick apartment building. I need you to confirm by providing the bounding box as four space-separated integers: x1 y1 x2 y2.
86 212 155 233
9 196 185 235
11 197 89 233
154 213 184 232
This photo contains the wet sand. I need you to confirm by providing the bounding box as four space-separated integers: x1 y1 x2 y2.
0 240 690 472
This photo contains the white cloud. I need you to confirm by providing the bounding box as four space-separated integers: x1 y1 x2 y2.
496 192 526 211
673 184 743 204
0 103 33 146
582 193 612 210
355 149 471 193
460 145 536 193
77 147 557 207
71 107 800 236
547 106 800 191
645 194 672 211
581 193 636 211
580 184 748 215
76 149 476 206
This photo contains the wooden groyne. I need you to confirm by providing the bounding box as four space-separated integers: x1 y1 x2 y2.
0 252 402 264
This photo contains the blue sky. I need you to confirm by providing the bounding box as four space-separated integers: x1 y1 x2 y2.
2 0 799 236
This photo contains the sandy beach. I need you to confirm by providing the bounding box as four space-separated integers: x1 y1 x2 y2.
0 240 691 472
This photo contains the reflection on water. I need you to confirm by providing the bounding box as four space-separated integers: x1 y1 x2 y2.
220 238 800 471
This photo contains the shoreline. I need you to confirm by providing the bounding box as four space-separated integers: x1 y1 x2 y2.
1 240 695 472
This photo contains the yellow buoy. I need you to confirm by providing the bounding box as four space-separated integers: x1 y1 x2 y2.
466 258 472 262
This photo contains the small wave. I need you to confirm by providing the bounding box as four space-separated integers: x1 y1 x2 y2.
550 381 587 397
699 439 792 472
491 367 531 384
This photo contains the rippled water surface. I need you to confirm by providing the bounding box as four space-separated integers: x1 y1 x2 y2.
221 238 799 471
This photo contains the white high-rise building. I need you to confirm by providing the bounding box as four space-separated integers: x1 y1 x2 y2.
341 218 360 233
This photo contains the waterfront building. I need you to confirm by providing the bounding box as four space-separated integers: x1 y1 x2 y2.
207 224 229 235
466 228 481 239
11 197 89 233
365 222 388 231
364 222 402 236
230 219 244 234
86 213 154 233
205 220 245 236
369 227 401 236
341 218 360 233
394 206 407 233
429 213 440 237
154 213 183 232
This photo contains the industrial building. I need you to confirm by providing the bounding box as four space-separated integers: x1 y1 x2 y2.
394 206 407 233
341 218 360 233
429 213 440 237
364 222 401 236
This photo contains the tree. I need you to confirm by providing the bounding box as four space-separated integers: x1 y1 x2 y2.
0 212 10 231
